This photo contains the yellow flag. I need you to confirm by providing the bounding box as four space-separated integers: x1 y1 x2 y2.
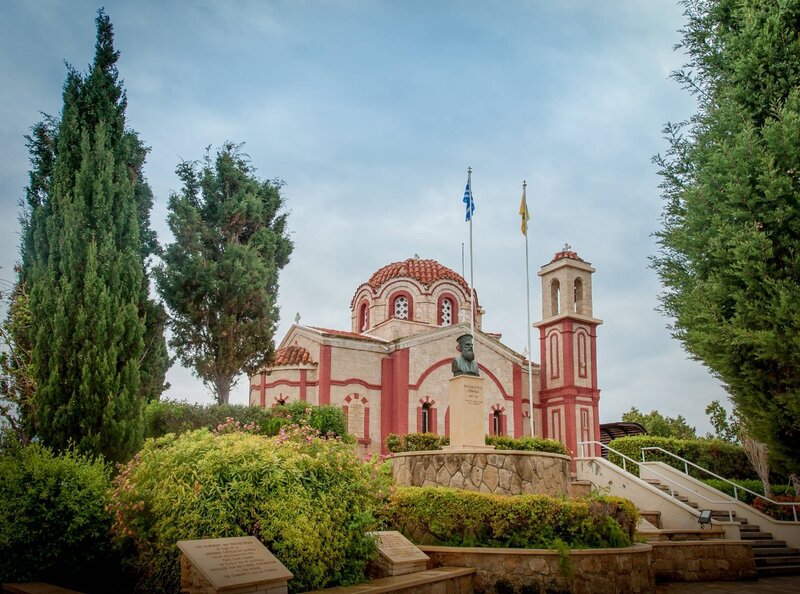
519 187 530 235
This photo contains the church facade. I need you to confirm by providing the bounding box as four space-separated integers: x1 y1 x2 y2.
249 248 602 457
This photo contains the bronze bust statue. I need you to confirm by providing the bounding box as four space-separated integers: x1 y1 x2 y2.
452 333 480 377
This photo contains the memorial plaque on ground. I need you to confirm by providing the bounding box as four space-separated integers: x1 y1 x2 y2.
367 531 429 577
177 536 292 592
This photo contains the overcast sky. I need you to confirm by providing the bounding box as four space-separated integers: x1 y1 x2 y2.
0 1 730 434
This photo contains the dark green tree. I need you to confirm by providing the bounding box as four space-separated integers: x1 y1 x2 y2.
652 0 800 474
20 11 167 461
621 407 697 440
157 144 293 404
704 400 740 442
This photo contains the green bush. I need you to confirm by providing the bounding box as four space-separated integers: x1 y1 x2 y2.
381 486 637 550
702 479 796 504
607 436 756 480
0 443 115 589
143 400 348 440
386 433 568 455
486 435 569 455
109 425 390 593
386 432 450 452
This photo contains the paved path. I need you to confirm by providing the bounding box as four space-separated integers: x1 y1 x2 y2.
656 575 800 593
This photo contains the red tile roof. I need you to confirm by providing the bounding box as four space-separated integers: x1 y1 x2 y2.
273 345 314 366
367 258 470 293
550 249 584 263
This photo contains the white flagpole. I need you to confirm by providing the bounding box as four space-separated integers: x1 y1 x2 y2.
523 180 534 438
468 167 475 339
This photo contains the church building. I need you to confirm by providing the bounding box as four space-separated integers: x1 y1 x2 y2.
249 247 602 457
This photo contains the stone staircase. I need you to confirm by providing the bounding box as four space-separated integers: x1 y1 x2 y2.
643 478 800 576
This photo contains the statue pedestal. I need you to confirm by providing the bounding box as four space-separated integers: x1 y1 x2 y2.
443 375 494 450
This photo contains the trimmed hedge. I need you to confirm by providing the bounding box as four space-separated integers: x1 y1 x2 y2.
143 399 347 440
607 436 756 480
109 425 389 593
702 479 797 504
0 443 115 589
380 486 637 549
386 433 568 456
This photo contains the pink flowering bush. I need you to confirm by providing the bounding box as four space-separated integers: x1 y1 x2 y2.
108 425 392 593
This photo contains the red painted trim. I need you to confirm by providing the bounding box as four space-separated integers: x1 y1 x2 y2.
409 357 513 401
431 406 438 435
331 378 382 390
358 300 370 333
564 394 577 458
392 348 410 435
436 292 458 326
260 372 266 407
319 344 332 405
512 364 522 438
389 290 415 321
380 357 394 454
563 320 575 386
444 406 450 436
300 369 307 401
538 326 548 390
590 327 599 389
364 406 370 439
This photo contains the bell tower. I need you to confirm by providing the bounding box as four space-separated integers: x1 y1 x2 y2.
533 245 602 461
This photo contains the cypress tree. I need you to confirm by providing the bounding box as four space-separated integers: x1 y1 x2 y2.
653 0 800 473
22 10 166 461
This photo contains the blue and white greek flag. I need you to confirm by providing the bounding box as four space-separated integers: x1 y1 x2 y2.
463 176 475 221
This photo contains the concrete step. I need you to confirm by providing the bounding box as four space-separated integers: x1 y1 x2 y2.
756 564 800 577
741 531 774 540
753 547 800 557
748 539 788 547
755 556 800 567
739 524 761 532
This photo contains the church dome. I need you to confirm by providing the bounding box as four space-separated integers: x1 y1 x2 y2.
367 258 470 293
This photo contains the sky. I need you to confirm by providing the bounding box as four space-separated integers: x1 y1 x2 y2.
0 0 730 434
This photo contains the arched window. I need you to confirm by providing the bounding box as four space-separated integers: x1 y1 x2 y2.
359 301 369 332
573 278 584 314
441 298 452 325
390 292 413 320
551 279 561 315
437 294 457 326
421 403 432 433
492 410 502 436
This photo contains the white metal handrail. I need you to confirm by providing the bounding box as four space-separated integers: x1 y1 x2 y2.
641 446 799 522
577 440 735 521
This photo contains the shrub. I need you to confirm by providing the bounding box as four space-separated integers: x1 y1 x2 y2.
752 494 800 521
386 433 569 455
607 436 756 480
486 435 569 455
143 400 347 440
702 479 797 505
0 443 114 589
109 425 390 593
380 486 637 550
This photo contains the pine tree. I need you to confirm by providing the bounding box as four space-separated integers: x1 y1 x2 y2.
653 0 800 474
157 144 293 404
21 10 167 461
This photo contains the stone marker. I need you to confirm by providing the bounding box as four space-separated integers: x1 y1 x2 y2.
367 531 429 578
177 536 292 594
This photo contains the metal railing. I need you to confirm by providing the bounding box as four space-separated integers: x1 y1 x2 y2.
577 441 735 521
641 446 799 523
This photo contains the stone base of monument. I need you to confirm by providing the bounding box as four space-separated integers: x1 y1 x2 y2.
443 375 494 451
391 450 571 497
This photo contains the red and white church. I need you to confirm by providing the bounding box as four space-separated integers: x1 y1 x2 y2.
249 247 603 456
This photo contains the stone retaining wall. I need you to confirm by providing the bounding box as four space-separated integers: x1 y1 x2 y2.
421 544 655 594
391 449 570 497
650 541 756 582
